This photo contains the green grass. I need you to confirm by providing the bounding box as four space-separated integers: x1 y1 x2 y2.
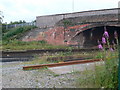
76 50 118 88
46 51 94 62
2 40 71 51
21 52 72 65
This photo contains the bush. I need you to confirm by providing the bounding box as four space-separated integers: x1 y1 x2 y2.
2 26 36 40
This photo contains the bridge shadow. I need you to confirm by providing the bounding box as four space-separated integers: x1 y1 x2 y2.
74 26 120 48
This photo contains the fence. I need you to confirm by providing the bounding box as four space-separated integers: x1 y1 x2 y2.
3 22 36 30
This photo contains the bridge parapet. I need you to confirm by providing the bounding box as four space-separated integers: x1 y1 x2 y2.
36 8 119 28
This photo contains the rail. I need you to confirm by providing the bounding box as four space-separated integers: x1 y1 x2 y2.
23 59 103 70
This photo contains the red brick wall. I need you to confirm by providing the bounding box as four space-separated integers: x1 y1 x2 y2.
23 24 91 46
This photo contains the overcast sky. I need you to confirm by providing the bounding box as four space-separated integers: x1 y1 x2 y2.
0 0 119 23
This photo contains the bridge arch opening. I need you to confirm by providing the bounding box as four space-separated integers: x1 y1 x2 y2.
72 26 120 48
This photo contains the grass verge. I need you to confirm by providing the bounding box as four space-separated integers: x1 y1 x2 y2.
76 50 118 88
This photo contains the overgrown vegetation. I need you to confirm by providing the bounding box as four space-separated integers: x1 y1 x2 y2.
2 40 71 51
2 26 36 40
2 20 27 32
76 27 119 88
63 19 72 28
46 51 94 62
21 51 95 66
76 50 118 88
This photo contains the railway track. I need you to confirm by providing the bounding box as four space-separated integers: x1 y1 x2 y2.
2 48 98 56
1 49 98 62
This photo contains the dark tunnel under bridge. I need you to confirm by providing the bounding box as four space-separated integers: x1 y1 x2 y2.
71 26 120 48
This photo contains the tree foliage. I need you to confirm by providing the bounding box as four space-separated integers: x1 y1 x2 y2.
0 11 4 23
9 20 26 25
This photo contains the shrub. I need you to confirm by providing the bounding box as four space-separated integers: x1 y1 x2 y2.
2 26 36 40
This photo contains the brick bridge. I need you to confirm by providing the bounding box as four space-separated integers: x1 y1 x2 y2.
22 8 120 48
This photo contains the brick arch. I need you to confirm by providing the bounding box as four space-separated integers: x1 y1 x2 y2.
69 24 120 48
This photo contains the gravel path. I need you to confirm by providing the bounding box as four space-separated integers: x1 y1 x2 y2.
2 61 82 88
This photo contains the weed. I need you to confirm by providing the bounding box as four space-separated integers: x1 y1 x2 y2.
53 74 60 77
35 80 39 83
76 51 118 88
43 66 48 70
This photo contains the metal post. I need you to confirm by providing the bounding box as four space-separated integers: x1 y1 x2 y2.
5 24 8 30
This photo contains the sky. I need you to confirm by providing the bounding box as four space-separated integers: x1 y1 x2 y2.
0 0 120 23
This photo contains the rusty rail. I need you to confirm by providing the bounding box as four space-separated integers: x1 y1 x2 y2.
23 59 102 70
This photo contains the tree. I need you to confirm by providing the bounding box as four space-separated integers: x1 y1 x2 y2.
9 20 26 25
22 20 26 23
0 11 4 23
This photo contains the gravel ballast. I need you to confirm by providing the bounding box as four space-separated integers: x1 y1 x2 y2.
2 61 80 88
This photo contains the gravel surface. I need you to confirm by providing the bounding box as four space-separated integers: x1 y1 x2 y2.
2 61 82 88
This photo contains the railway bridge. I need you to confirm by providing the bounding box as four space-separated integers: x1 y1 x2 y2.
22 8 120 48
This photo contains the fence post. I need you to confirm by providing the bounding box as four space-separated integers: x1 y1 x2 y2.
15 24 16 28
5 22 8 30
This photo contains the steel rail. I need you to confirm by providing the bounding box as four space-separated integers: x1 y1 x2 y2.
23 59 102 70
